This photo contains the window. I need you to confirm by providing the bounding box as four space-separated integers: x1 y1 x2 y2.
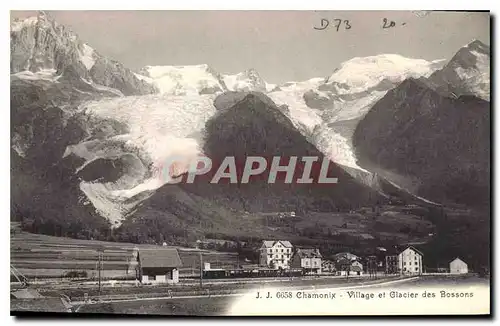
409 262 412 265
415 267 418 271
281 249 283 253
403 262 406 266
149 275 156 281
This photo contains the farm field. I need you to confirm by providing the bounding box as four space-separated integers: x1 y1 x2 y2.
11 231 239 280
77 296 232 315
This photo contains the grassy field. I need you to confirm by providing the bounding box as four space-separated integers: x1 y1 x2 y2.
77 296 232 315
11 231 239 280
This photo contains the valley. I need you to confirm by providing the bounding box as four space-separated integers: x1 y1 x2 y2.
10 11 491 280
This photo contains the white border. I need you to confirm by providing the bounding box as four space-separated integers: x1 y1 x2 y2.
3 2 496 326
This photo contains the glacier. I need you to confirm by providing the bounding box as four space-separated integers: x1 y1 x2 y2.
65 93 218 225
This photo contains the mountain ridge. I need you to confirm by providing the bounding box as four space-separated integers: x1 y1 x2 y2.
11 11 156 96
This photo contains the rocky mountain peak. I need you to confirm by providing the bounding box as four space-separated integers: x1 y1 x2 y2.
11 13 156 95
427 39 490 100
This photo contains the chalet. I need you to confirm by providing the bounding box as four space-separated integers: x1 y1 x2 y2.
322 260 336 273
335 258 363 276
290 248 322 274
259 240 293 269
449 257 468 274
336 257 352 275
136 248 182 284
398 246 423 275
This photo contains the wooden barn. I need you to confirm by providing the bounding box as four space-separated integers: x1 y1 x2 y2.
136 248 182 284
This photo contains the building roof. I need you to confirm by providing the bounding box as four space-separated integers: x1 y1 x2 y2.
450 257 467 265
295 248 322 258
261 240 293 248
351 266 363 272
333 252 360 261
400 246 424 257
335 258 352 268
138 248 182 268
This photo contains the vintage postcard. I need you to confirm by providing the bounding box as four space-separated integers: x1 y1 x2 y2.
10 10 490 316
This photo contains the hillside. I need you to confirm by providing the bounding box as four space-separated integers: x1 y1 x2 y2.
353 78 490 207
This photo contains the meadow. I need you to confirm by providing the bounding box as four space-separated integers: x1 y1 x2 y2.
11 230 239 281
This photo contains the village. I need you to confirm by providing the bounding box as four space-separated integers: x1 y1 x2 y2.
136 240 471 284
10 226 482 314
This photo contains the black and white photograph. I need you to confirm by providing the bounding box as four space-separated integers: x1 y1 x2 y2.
9 9 491 316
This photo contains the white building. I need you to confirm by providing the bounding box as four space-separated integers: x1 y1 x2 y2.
398 246 423 275
259 240 293 269
449 257 468 274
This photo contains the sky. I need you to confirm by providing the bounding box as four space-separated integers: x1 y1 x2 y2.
10 11 490 84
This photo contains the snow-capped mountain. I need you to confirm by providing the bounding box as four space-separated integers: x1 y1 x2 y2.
315 54 446 123
267 55 445 176
135 66 277 95
428 39 490 101
11 12 156 96
350 41 491 206
268 54 444 133
136 64 227 95
322 54 445 95
222 68 269 92
10 11 490 237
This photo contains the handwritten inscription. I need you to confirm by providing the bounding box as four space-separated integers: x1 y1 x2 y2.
314 18 351 31
382 18 396 29
314 18 406 31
